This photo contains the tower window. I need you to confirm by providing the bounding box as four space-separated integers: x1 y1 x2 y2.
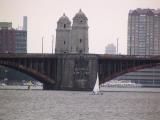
79 50 82 53
80 39 82 43
64 24 66 28
80 20 83 23
64 41 66 44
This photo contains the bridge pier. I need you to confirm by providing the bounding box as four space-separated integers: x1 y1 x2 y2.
43 83 56 90
44 54 98 91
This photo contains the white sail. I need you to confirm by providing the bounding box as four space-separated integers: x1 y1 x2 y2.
93 73 100 94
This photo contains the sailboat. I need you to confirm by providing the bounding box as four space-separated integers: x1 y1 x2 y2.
92 73 103 95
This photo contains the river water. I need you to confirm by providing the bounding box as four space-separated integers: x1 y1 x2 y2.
0 88 160 120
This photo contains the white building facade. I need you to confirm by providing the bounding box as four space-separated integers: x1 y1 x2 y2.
105 44 116 54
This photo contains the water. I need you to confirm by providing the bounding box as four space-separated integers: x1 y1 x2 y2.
0 88 160 120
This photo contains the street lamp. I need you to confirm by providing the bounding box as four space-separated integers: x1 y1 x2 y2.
42 37 44 54
52 35 54 54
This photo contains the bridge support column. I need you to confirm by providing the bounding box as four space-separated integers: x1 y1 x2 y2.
43 83 55 90
43 54 98 91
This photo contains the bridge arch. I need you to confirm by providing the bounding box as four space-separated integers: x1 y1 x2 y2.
99 63 160 84
0 60 56 85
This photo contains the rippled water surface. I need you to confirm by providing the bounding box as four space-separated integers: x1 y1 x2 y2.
0 89 160 120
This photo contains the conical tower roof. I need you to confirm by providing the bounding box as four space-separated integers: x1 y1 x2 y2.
58 13 71 24
73 9 88 20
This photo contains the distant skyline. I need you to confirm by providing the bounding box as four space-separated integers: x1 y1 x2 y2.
0 0 160 54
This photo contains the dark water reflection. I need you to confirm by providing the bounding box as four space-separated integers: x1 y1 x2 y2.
0 89 160 120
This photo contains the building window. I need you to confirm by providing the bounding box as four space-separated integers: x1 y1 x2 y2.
64 41 66 44
79 50 82 53
64 24 66 28
80 39 82 43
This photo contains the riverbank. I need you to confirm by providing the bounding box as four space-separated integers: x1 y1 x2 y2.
0 85 43 90
101 86 160 93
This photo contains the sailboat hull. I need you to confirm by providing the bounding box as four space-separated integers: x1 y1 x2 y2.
92 91 103 95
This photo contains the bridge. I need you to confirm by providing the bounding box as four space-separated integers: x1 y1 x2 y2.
0 53 160 90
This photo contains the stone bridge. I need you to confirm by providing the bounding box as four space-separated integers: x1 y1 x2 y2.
0 53 160 90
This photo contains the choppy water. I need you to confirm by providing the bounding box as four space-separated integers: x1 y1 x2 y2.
0 89 160 120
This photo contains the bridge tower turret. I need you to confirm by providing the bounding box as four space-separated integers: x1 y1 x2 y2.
71 9 89 53
55 13 71 53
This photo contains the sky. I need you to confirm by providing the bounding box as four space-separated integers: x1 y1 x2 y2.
0 0 160 54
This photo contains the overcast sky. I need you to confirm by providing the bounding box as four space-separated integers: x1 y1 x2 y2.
0 0 160 54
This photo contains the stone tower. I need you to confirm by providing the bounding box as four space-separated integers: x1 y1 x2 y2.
71 9 89 53
55 14 71 53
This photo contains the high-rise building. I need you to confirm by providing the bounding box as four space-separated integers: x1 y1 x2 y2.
55 9 89 54
105 44 116 54
0 17 27 53
0 23 16 53
127 8 160 55
119 8 160 86
15 30 27 53
16 16 27 53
